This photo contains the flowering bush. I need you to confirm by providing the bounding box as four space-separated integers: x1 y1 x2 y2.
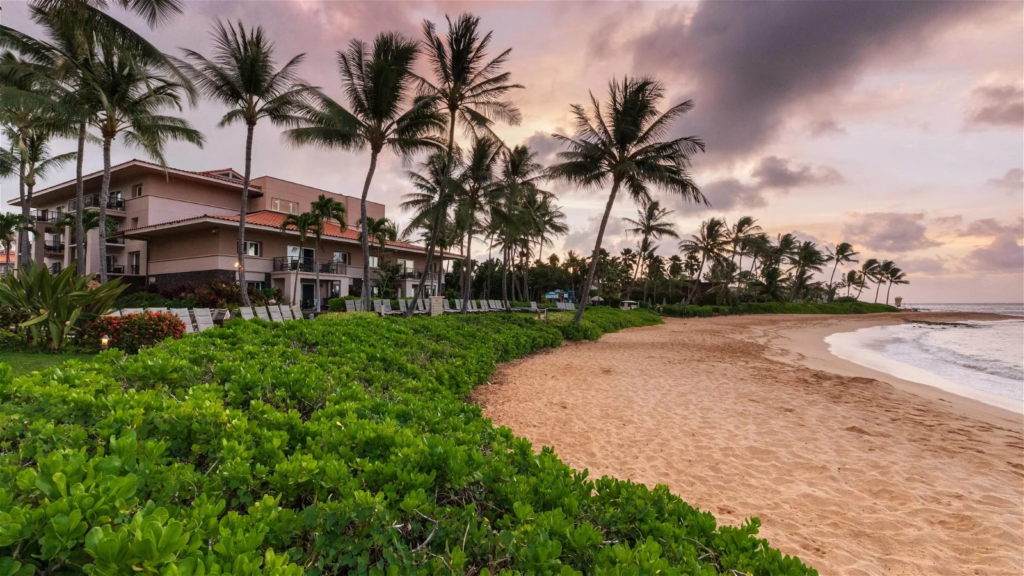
83 311 186 353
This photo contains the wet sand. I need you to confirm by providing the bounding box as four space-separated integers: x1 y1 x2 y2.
474 313 1024 576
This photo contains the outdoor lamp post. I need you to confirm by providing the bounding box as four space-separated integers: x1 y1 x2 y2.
100 334 109 350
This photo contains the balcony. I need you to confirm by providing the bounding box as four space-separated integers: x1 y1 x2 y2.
43 242 65 253
272 257 348 275
106 264 125 275
69 195 125 212
31 209 61 223
106 236 125 245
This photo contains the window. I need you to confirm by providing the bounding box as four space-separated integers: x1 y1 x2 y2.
244 241 262 257
368 256 379 268
272 198 299 214
249 281 266 291
129 251 141 275
398 259 415 273
333 251 351 264
132 184 143 198
110 190 122 201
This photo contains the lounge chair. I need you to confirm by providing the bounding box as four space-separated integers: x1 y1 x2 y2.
193 308 216 332
442 299 454 314
416 298 429 314
268 305 285 322
489 300 503 311
254 306 271 321
344 299 359 313
122 308 143 315
291 304 303 320
238 307 255 320
146 307 167 314
107 310 121 317
477 300 490 312
169 308 194 333
398 299 410 315
567 302 576 311
372 300 387 316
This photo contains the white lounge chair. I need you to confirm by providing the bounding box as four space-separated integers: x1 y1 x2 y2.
254 306 271 321
169 308 194 333
239 307 255 320
107 310 122 317
416 298 429 313
268 305 285 322
146 307 168 314
290 304 303 320
344 299 361 313
193 308 216 332
122 308 144 315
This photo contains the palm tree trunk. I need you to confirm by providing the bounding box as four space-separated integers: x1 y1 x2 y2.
358 150 379 311
461 231 474 313
501 244 509 307
238 123 255 307
17 157 27 268
292 240 303 306
856 281 865 300
827 259 840 303
407 208 442 317
874 280 882 303
686 256 706 304
885 281 892 305
23 182 35 269
98 137 112 283
522 247 530 302
575 179 621 324
314 238 322 312
75 122 86 273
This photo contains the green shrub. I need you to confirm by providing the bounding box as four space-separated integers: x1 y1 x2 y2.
0 309 814 575
0 329 25 351
660 301 899 318
327 298 345 312
83 312 187 354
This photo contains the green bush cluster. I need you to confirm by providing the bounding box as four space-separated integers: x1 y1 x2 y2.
659 301 899 318
0 310 815 575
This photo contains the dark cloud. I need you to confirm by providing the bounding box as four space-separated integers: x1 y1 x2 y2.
986 168 1024 192
899 257 947 276
842 212 941 252
522 131 563 167
965 84 1024 130
625 1 1003 162
968 233 1024 272
959 217 1024 238
751 156 843 188
686 178 767 214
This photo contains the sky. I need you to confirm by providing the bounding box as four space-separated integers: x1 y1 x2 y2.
2 0 1022 303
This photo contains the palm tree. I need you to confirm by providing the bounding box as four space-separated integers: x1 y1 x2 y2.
84 38 203 282
455 135 502 311
279 211 320 307
401 151 457 311
0 212 36 272
359 217 398 299
548 77 706 323
530 190 567 270
489 145 547 307
309 194 347 311
842 269 863 298
285 32 444 311
729 216 761 276
623 199 678 297
825 242 859 301
34 0 185 28
787 241 828 301
181 20 309 307
678 217 728 304
884 265 908 305
857 258 881 300
874 259 895 303
749 264 786 303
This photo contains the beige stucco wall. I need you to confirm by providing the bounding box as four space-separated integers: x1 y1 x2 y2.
249 176 384 226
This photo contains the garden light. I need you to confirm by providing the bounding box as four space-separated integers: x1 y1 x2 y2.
100 334 109 350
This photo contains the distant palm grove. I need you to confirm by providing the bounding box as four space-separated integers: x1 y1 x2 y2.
1 0 907 326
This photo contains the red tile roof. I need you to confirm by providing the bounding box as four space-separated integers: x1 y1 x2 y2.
122 211 429 252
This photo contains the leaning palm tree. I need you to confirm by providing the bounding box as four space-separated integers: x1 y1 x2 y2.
531 190 567 266
857 258 881 300
84 39 203 282
825 242 859 301
843 269 863 298
729 215 761 277
0 212 36 272
787 241 829 301
279 211 320 307
884 265 908 305
454 135 502 311
309 194 347 311
285 32 444 312
679 217 729 304
549 77 706 323
874 259 895 303
180 20 309 307
623 199 678 297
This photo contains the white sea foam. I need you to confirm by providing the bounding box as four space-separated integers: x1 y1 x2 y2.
825 316 1024 413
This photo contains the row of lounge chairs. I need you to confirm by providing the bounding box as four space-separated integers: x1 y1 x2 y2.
343 298 544 316
109 304 305 333
553 302 578 311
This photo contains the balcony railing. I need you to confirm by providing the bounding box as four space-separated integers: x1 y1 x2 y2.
69 195 125 211
106 236 125 245
272 257 348 275
43 242 65 253
129 264 140 275
31 209 61 223
106 264 125 274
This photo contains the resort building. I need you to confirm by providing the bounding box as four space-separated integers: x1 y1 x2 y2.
8 160 444 307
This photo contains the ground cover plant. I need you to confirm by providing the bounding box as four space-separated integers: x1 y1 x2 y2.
0 309 815 575
658 301 899 318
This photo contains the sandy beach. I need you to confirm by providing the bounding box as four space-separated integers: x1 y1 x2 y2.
474 313 1024 576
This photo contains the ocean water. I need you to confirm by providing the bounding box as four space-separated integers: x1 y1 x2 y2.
825 304 1024 413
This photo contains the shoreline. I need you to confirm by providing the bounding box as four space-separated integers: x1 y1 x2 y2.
765 312 1022 427
476 313 1024 575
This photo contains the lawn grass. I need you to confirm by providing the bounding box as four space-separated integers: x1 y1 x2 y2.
0 351 95 376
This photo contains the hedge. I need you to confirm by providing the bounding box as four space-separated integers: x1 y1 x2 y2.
659 301 899 318
0 309 816 575
83 312 187 354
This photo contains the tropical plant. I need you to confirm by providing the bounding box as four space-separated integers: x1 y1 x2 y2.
872 259 895 303
285 32 444 312
884 264 908 305
308 194 347 311
549 77 706 323
180 20 308 306
360 216 398 297
0 261 124 349
623 199 678 296
843 269 864 298
279 211 321 306
0 212 36 269
83 310 185 353
679 217 728 304
857 258 881 300
729 216 761 278
787 241 829 301
401 152 459 309
748 264 787 302
454 135 502 311
825 242 859 301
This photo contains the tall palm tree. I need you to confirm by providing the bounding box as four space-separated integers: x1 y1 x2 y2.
285 32 444 311
729 216 761 275
309 194 346 311
825 242 859 301
181 20 309 307
279 211 320 307
454 135 502 311
623 199 678 297
34 0 185 28
0 212 36 272
549 77 706 323
360 217 398 299
857 258 881 300
843 269 863 298
884 265 908 305
874 259 895 303
531 190 567 267
401 151 458 312
787 241 828 301
84 38 203 282
678 217 728 304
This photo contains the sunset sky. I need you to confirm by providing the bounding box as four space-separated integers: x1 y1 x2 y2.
3 0 1022 303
